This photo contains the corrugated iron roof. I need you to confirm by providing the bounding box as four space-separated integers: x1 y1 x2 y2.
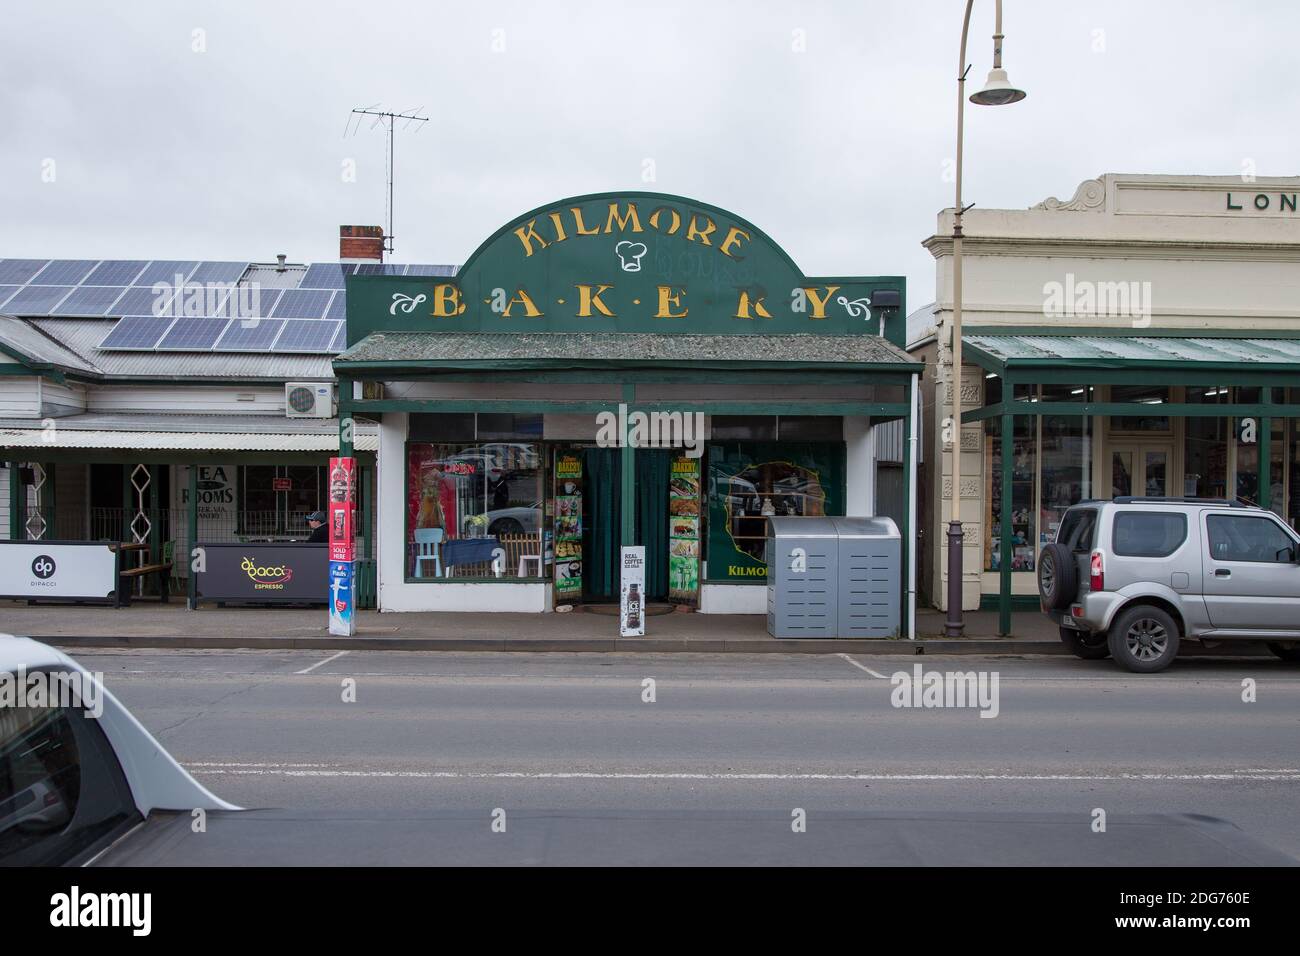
965 332 1300 368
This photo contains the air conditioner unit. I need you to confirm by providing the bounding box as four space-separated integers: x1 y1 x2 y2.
285 382 334 418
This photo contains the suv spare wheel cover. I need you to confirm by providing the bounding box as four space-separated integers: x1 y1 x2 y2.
1037 542 1077 610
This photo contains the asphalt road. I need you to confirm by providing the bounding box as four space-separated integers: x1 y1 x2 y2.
69 648 1300 862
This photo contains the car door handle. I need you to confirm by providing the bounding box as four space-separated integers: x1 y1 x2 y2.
1215 568 1231 577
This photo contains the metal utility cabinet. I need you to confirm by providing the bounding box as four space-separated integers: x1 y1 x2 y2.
766 516 901 639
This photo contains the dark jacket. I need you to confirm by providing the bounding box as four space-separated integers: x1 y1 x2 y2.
307 523 329 543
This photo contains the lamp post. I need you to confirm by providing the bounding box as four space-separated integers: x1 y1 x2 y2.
945 0 1026 637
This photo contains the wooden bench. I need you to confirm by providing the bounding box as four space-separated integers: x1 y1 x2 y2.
118 562 173 605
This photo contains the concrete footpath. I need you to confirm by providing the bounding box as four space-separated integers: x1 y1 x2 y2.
0 601 1062 653
0 600 1271 656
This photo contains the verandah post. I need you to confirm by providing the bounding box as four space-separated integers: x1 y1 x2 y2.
187 463 198 610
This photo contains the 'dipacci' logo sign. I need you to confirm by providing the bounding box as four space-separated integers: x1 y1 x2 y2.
32 555 56 579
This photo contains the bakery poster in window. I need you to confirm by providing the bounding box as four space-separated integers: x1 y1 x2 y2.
668 455 701 606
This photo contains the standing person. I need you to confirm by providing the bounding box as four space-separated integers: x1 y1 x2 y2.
306 511 328 543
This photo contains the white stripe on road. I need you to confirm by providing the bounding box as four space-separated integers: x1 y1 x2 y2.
184 762 1300 782
836 653 889 679
294 650 351 675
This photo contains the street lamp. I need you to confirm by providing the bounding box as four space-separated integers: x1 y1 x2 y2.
945 0 1026 638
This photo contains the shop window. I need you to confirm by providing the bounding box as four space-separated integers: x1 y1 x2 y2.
1111 385 1170 432
1040 413 1091 549
711 416 777 441
778 416 842 441
1185 386 1229 499
240 466 325 538
406 442 544 580
705 441 845 581
986 416 1037 572
1289 391 1300 531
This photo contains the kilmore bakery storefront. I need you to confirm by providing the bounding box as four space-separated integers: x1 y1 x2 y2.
335 192 921 629
914 173 1300 632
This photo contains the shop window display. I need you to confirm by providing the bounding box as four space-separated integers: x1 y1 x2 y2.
406 442 543 579
705 441 845 581
985 414 1037 572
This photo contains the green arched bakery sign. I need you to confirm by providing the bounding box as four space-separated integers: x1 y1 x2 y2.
344 191 905 345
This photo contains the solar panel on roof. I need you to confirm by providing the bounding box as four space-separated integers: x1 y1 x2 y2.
0 285 20 309
352 263 388 276
404 263 457 277
2 285 75 315
274 319 342 352
299 263 355 289
0 259 52 284
157 316 231 350
214 317 285 351
329 325 347 353
30 260 98 285
271 288 333 319
325 290 345 321
228 287 281 318
82 260 147 286
98 315 176 350
189 261 248 284
50 285 129 317
110 286 172 316
134 261 198 286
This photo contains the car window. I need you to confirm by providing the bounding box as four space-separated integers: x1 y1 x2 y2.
1058 508 1097 551
0 669 140 866
1206 514 1297 563
1112 511 1186 558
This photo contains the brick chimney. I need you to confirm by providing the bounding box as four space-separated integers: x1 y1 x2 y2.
339 225 385 262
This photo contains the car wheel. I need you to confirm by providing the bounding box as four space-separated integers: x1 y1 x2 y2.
1266 643 1300 663
1037 543 1077 611
1107 605 1180 673
1060 626 1109 660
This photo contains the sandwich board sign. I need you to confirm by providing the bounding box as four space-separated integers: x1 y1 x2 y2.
620 546 646 637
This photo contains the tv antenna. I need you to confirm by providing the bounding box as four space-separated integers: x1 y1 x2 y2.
346 105 429 254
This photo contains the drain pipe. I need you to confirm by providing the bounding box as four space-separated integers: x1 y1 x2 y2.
908 372 919 639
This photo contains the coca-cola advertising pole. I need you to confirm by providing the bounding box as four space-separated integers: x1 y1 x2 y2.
328 456 357 636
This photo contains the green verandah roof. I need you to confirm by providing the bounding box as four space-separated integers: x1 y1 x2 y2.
334 331 921 372
964 331 1300 373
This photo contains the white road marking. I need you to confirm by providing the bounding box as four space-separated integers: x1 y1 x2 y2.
837 653 889 679
294 650 351 675
184 762 1300 782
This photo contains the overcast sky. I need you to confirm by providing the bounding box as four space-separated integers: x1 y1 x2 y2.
2 1 1296 305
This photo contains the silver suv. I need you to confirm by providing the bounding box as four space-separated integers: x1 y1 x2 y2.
1039 497 1300 673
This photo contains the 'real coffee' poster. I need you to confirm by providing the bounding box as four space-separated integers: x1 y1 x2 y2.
553 451 583 602
668 454 701 606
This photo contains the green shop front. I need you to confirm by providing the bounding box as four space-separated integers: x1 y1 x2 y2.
963 329 1300 633
334 192 922 627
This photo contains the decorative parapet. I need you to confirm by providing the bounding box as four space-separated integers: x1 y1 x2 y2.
1031 177 1106 212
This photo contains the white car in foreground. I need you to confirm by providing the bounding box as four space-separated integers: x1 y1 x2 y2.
0 636 234 866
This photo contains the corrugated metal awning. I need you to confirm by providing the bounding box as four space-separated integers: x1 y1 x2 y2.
0 413 376 452
964 332 1300 370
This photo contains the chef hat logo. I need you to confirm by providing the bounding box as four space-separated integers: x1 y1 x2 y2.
615 240 648 272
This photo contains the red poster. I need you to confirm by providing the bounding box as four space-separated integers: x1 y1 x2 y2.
329 457 356 562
